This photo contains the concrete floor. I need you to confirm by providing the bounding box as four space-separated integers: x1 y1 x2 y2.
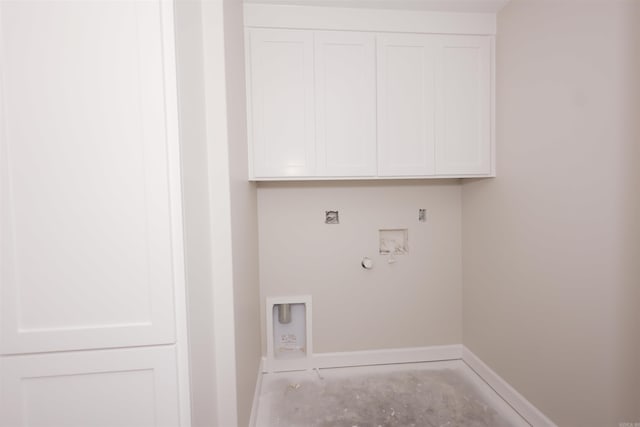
254 360 530 427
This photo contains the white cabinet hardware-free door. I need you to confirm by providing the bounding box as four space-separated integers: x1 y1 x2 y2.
246 28 316 177
0 347 181 427
247 28 377 178
0 1 190 425
377 34 492 177
315 31 377 177
435 35 492 175
377 33 438 176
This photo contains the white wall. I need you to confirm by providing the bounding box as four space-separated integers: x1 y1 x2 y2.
175 0 261 425
257 181 462 354
462 0 640 425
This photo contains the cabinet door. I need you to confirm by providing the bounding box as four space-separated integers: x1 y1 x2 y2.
247 28 315 177
315 31 376 177
435 36 491 175
0 347 181 427
377 34 437 176
0 1 179 354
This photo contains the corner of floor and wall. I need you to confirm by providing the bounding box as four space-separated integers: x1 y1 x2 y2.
461 0 640 426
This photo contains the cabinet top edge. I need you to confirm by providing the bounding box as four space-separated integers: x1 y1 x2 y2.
244 0 511 14
249 175 496 182
244 3 498 35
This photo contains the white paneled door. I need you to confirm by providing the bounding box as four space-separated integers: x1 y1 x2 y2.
0 1 189 425
435 35 491 175
315 31 377 177
377 33 491 177
247 28 316 178
377 34 437 177
0 347 181 427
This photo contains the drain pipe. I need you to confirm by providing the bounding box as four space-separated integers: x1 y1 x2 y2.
278 304 291 324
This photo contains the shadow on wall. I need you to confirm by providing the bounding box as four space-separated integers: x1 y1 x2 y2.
256 178 462 191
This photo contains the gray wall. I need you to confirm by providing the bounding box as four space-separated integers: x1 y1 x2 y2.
223 0 262 425
257 181 462 354
462 0 640 425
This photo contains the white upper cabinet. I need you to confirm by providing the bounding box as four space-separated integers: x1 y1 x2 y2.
377 34 437 176
436 36 491 175
247 29 377 178
244 5 497 180
247 28 315 177
378 34 492 177
315 31 377 177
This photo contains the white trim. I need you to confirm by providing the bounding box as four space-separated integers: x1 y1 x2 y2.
248 358 264 427
201 0 239 425
462 346 557 427
249 174 494 182
313 345 463 369
490 34 497 176
161 1 192 425
244 4 497 35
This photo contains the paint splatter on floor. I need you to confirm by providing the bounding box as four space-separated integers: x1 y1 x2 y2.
256 362 528 427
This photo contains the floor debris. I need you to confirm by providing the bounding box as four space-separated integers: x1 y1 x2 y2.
256 361 529 427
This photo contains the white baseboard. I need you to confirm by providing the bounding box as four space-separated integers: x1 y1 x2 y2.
248 358 264 427
261 344 462 373
313 344 463 369
461 346 557 427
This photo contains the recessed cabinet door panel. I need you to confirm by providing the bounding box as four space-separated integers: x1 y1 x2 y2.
315 31 376 177
247 29 315 177
0 1 178 354
0 347 181 427
435 36 491 175
377 34 436 176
